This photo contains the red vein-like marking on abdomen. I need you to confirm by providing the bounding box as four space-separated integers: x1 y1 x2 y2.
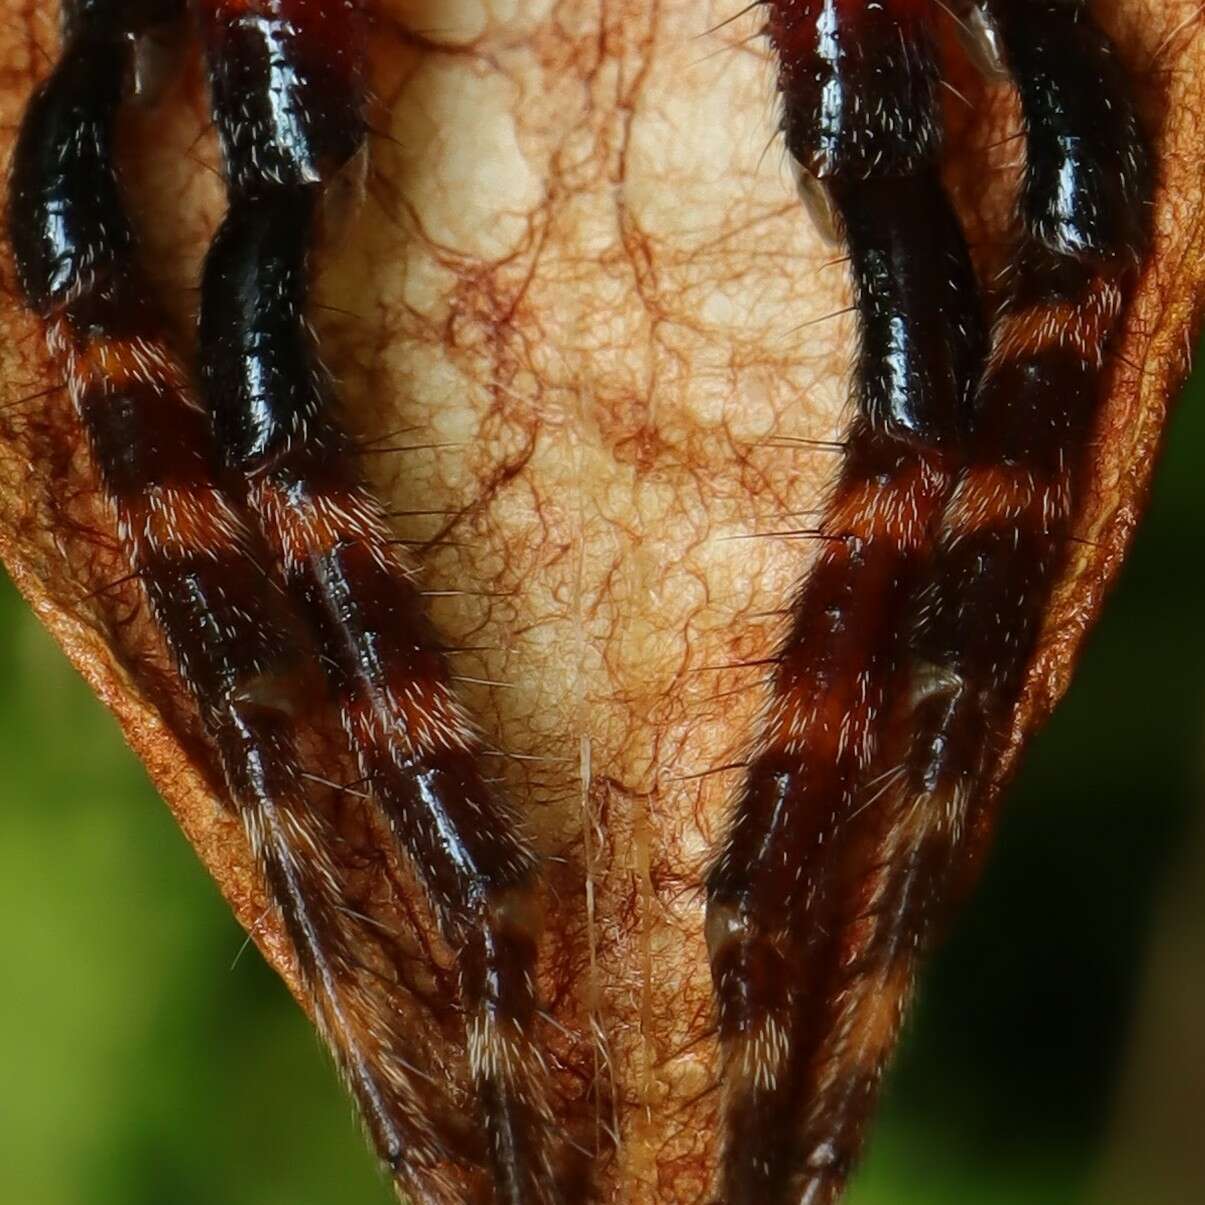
8 4 470 1183
194 2 563 1198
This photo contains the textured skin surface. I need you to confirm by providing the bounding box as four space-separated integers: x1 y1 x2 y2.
0 2 1200 1201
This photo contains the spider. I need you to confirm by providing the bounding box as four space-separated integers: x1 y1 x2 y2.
0 1 1200 1203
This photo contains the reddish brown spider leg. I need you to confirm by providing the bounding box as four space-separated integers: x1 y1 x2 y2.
945 0 1154 864
775 3 1156 1203
5 0 474 1176
704 3 985 1201
193 3 563 1200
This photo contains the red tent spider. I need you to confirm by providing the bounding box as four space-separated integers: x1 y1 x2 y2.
0 0 1200 1202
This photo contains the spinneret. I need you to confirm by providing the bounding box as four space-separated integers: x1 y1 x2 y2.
6 0 467 1182
195 2 561 1200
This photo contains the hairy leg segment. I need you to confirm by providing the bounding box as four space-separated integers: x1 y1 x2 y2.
704 5 986 1201
5 0 485 1192
191 2 566 1200
9 0 583 1200
707 3 1153 1203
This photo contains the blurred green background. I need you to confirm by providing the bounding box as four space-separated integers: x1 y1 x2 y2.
2 354 1204 1204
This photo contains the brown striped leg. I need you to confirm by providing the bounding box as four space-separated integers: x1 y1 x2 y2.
5 0 476 1186
192 3 561 1200
774 4 1156 1203
704 4 985 1201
